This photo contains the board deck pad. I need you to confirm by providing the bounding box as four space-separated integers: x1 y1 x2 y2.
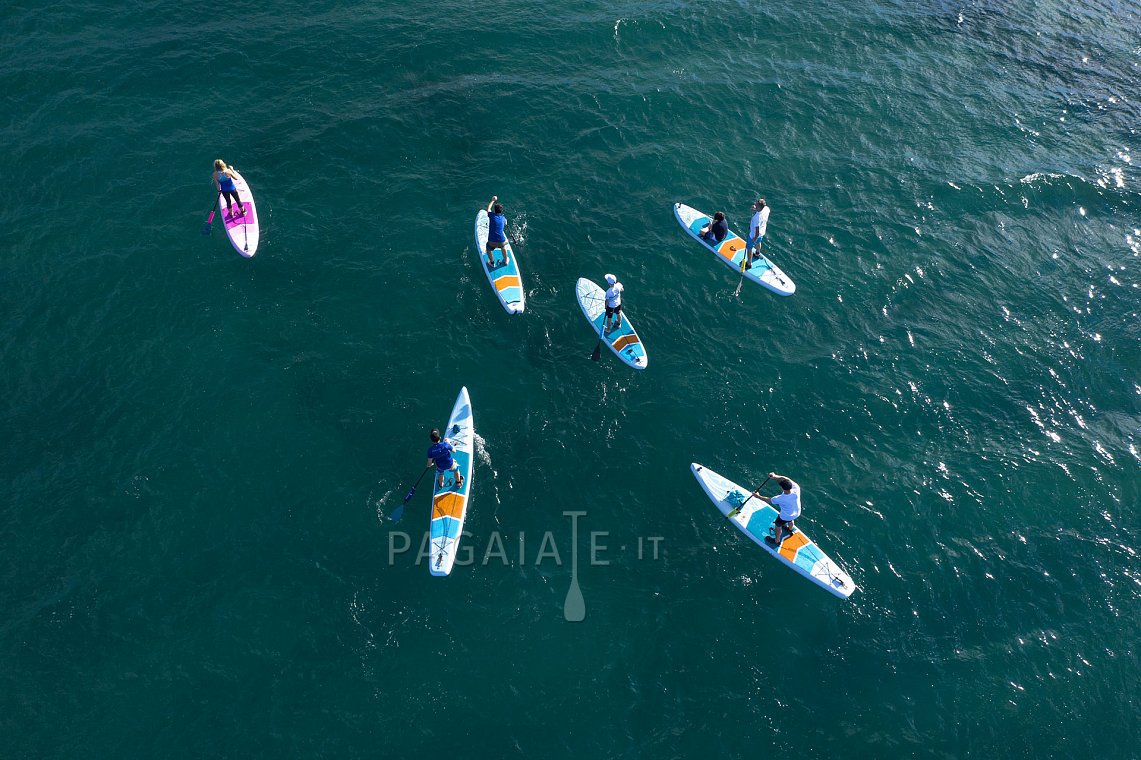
474 209 526 313
673 203 794 296
575 277 648 370
690 463 856 598
429 387 474 576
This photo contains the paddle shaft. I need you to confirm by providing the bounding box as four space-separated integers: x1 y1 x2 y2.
201 195 220 234
390 465 432 523
590 306 606 361
404 465 432 503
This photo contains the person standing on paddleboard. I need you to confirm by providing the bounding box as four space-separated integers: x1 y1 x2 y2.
485 196 510 268
426 428 464 490
603 273 624 332
699 211 729 245
755 473 800 547
212 160 245 219
746 198 769 267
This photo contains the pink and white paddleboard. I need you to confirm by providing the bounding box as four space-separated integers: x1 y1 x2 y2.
220 169 260 258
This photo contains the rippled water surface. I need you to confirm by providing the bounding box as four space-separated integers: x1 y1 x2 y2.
2 0 1138 756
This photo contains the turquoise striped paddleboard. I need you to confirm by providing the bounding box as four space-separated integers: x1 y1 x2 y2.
429 387 475 577
474 209 526 313
576 278 648 370
674 203 794 296
690 463 856 599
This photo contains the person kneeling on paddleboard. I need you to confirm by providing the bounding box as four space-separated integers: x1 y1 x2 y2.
212 159 245 219
699 211 729 245
427 428 465 490
756 473 800 547
485 196 510 268
604 273 624 332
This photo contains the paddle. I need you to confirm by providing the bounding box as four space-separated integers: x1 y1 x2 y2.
733 241 748 297
590 304 606 361
728 475 771 518
736 212 758 296
389 465 431 524
201 196 219 235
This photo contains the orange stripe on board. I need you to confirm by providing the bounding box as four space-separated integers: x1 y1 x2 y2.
718 239 744 260
778 530 810 561
495 275 522 291
433 491 466 520
612 333 640 351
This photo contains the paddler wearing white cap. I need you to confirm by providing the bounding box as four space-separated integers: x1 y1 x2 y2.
603 273 624 332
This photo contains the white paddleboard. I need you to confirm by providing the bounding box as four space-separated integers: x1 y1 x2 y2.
690 463 856 598
220 169 260 258
474 209 525 313
575 278 648 370
674 203 794 296
429 387 475 577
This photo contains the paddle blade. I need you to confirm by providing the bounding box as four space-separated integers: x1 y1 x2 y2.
389 504 405 523
590 342 602 361
201 221 212 235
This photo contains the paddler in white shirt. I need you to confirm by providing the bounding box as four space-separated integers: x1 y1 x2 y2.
746 198 769 268
603 273 624 332
754 472 800 547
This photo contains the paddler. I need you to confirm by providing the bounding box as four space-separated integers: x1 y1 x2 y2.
603 273 624 332
426 428 464 490
754 472 800 547
212 159 246 219
699 211 729 245
484 196 510 269
745 198 769 268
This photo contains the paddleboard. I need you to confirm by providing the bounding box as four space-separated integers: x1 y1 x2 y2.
474 209 525 314
220 169 260 258
575 278 648 370
690 463 856 598
673 203 794 296
429 387 475 577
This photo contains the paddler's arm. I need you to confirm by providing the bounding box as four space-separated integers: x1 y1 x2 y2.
486 195 498 213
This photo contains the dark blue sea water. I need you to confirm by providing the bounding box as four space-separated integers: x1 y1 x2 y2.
2 0 1138 756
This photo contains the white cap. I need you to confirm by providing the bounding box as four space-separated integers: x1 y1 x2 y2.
604 273 617 284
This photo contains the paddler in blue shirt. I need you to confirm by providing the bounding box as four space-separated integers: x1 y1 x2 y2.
485 195 510 269
426 428 464 490
754 473 801 547
212 159 246 219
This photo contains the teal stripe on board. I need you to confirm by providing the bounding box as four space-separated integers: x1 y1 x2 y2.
1 0 1138 757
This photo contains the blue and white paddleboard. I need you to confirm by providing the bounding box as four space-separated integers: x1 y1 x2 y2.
576 278 648 370
474 209 526 314
690 463 856 599
429 387 475 577
674 203 794 296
